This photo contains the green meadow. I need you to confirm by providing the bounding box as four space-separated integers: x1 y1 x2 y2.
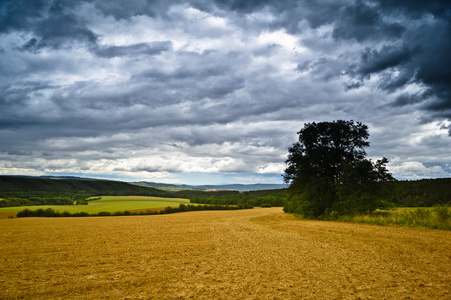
0 196 191 214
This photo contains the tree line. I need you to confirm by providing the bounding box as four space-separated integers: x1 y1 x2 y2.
15 203 254 218
187 180 450 209
386 178 451 207
0 196 74 207
189 189 286 207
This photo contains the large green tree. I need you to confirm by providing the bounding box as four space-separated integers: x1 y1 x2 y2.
283 120 394 218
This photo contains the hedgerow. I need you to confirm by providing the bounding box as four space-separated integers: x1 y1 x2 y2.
15 204 253 218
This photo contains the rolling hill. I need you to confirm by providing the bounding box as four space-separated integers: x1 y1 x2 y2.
134 181 286 191
0 176 169 197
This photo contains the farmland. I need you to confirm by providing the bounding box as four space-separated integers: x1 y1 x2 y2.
1 207 450 299
0 196 191 217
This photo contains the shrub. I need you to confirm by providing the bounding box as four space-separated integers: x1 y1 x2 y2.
327 210 340 220
35 208 45 217
97 211 111 216
260 203 272 208
17 209 34 218
43 208 56 217
13 203 253 218
163 206 173 214
434 204 450 221
72 212 89 217
411 208 431 219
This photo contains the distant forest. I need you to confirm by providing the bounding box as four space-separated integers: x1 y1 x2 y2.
386 178 451 207
189 189 286 207
0 176 450 208
183 179 451 208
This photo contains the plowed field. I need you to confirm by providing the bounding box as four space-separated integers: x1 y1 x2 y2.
1 208 450 299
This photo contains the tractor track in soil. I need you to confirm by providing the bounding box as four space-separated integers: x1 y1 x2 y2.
1 207 450 299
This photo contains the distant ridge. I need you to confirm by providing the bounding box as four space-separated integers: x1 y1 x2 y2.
0 175 286 193
134 181 287 192
0 175 168 197
1 175 286 191
3 175 108 181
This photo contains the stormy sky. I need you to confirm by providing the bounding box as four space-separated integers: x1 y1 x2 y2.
1 0 450 184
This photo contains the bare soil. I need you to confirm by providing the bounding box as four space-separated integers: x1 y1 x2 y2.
0 212 16 219
1 207 450 299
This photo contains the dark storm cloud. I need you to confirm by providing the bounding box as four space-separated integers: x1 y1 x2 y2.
268 0 450 122
131 50 248 105
328 0 451 121
199 0 450 121
205 0 271 13
2 0 449 120
0 81 58 130
95 41 172 58
89 0 178 19
377 0 451 19
0 0 48 32
358 46 412 77
381 23 451 120
36 5 97 49
1 81 53 105
1 0 450 181
392 93 426 107
2 1 98 52
332 1 405 42
134 50 236 84
1 150 32 156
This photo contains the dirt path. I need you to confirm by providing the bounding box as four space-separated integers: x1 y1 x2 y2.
1 208 450 299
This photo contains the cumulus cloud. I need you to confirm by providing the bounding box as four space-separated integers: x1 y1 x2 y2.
0 0 450 183
390 161 450 179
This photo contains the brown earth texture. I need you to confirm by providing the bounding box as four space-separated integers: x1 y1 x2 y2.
1 207 450 299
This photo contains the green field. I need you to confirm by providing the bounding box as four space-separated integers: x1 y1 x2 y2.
0 196 191 214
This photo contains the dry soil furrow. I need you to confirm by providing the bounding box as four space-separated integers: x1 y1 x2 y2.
0 207 450 299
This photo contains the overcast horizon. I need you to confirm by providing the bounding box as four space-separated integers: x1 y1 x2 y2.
1 0 450 185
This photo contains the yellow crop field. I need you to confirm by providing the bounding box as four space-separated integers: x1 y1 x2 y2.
1 208 450 299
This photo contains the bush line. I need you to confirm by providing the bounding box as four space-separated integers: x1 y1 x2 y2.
297 204 450 231
15 203 254 218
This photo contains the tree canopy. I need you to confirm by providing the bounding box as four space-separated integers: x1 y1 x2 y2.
283 120 394 218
